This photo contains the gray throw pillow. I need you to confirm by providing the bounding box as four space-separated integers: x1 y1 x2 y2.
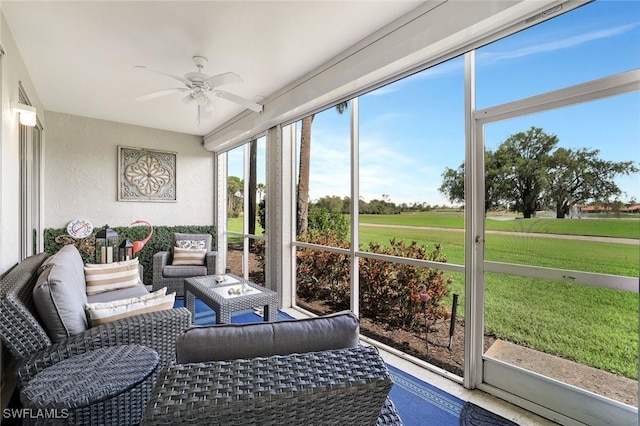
176 311 360 363
32 245 89 342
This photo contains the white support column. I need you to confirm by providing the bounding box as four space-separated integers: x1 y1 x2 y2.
463 50 485 389
214 151 228 274
350 98 360 317
266 125 296 308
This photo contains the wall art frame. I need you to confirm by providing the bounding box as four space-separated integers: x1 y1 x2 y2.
118 145 177 202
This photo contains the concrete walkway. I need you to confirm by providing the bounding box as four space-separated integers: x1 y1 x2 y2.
485 339 638 407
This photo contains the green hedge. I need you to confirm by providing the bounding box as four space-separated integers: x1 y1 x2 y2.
44 225 216 286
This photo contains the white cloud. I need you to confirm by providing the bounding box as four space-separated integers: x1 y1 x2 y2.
478 22 639 65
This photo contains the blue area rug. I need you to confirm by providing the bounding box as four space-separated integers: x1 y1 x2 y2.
173 298 293 324
175 300 519 426
388 364 464 425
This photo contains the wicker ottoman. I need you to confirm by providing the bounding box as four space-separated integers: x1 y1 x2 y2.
20 345 159 426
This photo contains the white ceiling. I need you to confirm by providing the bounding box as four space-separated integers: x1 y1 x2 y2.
2 1 423 137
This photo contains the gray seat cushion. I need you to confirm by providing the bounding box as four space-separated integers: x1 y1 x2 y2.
162 265 207 278
33 245 88 342
176 311 360 363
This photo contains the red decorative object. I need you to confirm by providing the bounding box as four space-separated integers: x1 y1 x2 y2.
131 219 153 256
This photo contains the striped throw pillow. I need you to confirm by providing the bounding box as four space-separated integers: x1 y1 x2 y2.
172 247 207 266
84 259 140 295
84 288 175 327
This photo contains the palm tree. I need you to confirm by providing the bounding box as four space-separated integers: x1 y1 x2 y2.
296 102 348 235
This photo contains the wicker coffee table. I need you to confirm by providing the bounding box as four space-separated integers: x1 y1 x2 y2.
184 274 278 324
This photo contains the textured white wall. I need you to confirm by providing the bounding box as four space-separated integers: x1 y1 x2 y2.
44 111 214 229
0 11 45 272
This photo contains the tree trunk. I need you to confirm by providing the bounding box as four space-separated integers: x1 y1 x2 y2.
248 140 257 235
556 201 569 219
522 206 535 219
297 115 314 235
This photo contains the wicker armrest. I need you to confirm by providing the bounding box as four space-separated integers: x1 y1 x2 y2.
16 307 191 386
153 251 171 270
142 345 393 426
205 251 216 274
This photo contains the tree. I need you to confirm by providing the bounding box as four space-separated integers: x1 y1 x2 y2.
314 195 344 213
494 127 557 218
227 175 243 215
296 102 349 235
547 147 638 218
248 140 257 235
439 150 506 212
439 126 639 218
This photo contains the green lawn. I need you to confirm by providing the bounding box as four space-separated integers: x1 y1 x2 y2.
360 211 640 239
484 274 637 379
229 212 639 379
226 217 264 245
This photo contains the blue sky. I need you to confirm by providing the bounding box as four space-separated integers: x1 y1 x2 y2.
232 1 640 207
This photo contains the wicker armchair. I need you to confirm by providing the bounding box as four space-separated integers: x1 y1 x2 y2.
0 252 192 425
152 233 216 297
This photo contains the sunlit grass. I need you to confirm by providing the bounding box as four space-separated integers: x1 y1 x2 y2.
484 273 638 379
226 216 264 245
360 211 640 239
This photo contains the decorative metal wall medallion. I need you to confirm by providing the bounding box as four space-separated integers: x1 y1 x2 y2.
118 146 177 202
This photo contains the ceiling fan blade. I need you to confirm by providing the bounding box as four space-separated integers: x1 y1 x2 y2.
134 65 186 84
135 88 188 101
214 90 263 112
206 72 243 87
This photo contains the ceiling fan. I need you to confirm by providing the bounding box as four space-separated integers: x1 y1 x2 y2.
135 56 262 125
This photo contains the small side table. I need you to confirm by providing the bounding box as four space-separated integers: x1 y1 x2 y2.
184 274 278 324
21 345 159 426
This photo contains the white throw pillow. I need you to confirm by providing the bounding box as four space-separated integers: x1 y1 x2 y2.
175 240 206 250
84 288 175 327
172 247 207 266
84 258 140 295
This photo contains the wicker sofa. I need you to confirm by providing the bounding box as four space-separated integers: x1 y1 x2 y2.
0 248 192 425
142 312 404 425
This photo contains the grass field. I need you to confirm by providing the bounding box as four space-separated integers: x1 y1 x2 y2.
360 211 640 239
228 212 639 379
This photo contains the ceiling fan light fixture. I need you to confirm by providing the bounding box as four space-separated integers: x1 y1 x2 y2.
194 91 208 106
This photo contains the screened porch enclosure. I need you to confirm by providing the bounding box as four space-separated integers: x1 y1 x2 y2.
211 1 639 424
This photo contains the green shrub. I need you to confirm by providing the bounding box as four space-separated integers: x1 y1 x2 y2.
359 239 452 330
296 231 350 308
307 207 349 240
252 230 453 331
44 225 216 286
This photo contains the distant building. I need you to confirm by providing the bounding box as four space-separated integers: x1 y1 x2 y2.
579 204 640 213
621 204 640 213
